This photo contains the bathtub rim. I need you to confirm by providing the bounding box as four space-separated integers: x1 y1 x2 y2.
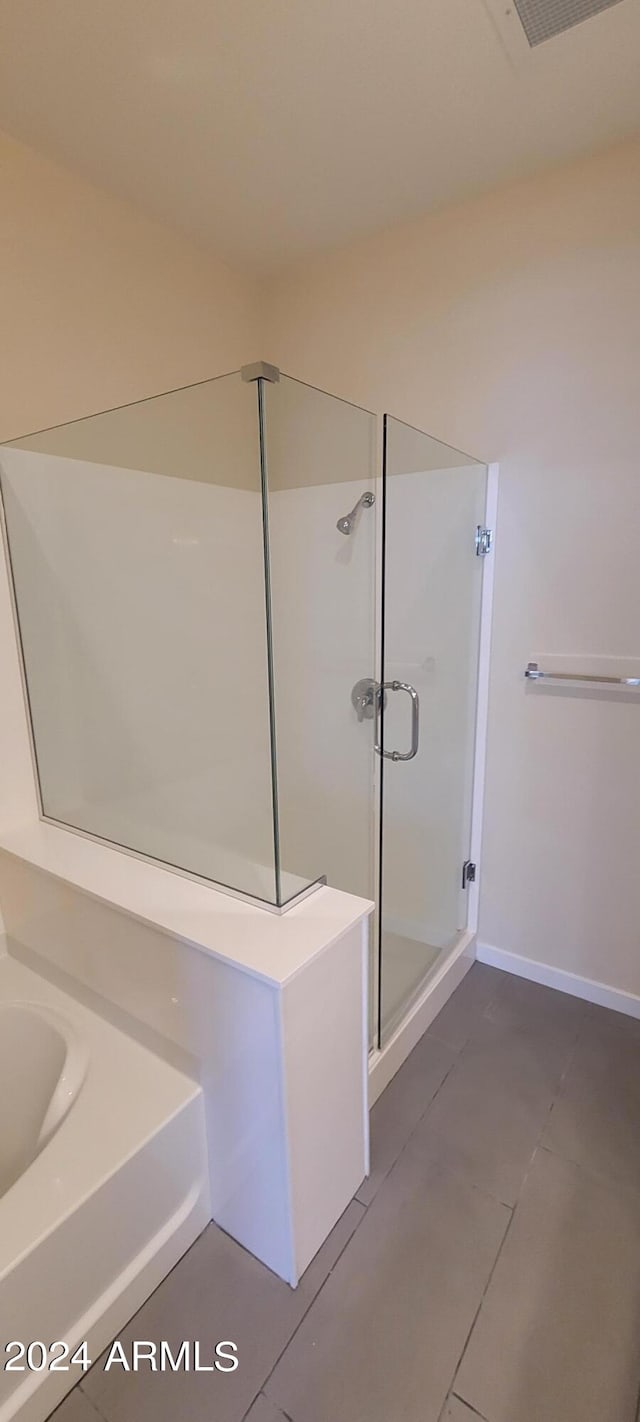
0 954 205 1287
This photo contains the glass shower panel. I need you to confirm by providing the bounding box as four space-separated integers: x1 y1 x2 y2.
0 373 280 904
263 373 377 907
379 416 487 1042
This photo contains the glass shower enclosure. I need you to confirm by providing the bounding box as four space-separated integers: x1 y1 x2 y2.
0 363 490 1047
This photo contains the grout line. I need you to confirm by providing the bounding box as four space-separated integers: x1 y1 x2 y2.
239 1391 295 1422
446 1193 516 1405
531 1009 585 1155
451 1393 490 1419
356 1048 461 1207
359 968 540 1213
372 1056 460 1188
80 1194 367 1422
446 1002 598 1409
368 966 505 1198
76 1381 112 1422
253 1200 370 1407
539 1140 640 1203
86 979 590 1422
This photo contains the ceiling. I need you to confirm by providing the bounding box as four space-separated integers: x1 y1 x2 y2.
0 0 639 272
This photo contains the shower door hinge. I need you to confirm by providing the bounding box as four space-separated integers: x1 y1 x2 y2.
475 527 493 557
462 860 476 889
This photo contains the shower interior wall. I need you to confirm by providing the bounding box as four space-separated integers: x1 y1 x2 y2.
1 451 380 911
1 444 278 894
270 464 485 953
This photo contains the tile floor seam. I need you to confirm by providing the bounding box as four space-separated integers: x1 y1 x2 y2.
366 989 590 1242
538 1139 640 1202
76 1383 111 1422
425 1028 467 1053
451 1392 489 1418
254 1199 372 1407
405 1058 556 1215
477 986 505 1026
447 1186 520 1408
449 1393 490 1421
77 1201 365 1422
239 1391 295 1422
397 1095 527 1213
437 1392 483 1422
632 1333 640 1422
355 1052 460 1207
373 1055 462 1191
495 1012 588 1213
451 1140 640 1422
518 1014 590 1195
429 979 504 1055
61 984 634 1422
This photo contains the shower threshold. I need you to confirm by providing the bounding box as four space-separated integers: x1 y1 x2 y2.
369 928 476 1104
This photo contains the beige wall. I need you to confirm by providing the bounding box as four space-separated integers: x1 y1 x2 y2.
0 130 258 442
0 129 262 936
264 138 640 995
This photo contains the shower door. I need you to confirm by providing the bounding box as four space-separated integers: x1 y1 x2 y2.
376 415 488 1046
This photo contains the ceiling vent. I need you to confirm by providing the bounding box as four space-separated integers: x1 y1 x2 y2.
512 0 625 46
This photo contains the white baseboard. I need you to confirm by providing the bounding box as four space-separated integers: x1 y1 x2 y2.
476 942 640 1020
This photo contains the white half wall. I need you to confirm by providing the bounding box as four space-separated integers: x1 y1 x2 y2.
0 845 370 1286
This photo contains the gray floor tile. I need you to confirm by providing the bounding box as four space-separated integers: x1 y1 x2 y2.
82 1201 363 1422
583 1000 640 1044
411 1014 571 1205
427 963 504 1052
49 1389 104 1422
265 1144 509 1422
441 1397 489 1421
49 1387 103 1422
455 1147 640 1422
483 971 587 1045
243 1394 291 1422
542 1014 640 1191
356 1031 455 1205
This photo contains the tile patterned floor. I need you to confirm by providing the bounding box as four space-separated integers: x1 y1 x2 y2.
51 965 640 1422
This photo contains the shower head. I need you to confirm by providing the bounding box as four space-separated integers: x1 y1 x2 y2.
336 491 375 535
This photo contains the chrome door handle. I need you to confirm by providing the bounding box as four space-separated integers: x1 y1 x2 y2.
374 680 420 761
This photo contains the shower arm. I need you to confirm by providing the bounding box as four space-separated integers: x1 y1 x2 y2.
336 491 375 535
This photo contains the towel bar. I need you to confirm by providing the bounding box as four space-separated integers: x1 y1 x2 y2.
525 662 640 687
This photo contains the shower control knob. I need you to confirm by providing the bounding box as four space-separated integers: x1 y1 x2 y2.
351 678 382 722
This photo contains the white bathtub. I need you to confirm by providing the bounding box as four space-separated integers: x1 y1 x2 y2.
0 950 210 1422
0 1002 88 1199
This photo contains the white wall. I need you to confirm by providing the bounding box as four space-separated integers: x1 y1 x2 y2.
268 478 377 900
263 138 640 996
